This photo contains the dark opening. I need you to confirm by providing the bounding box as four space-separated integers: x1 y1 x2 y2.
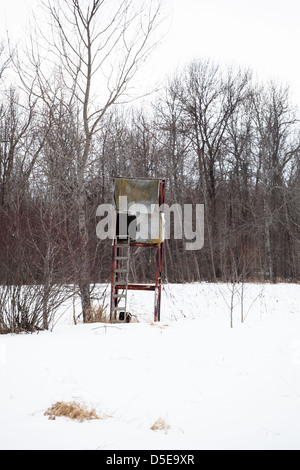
116 213 137 240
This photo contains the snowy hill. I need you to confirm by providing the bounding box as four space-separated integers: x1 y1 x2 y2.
1 282 300 450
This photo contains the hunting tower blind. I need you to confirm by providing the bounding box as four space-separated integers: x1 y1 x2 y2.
110 177 166 322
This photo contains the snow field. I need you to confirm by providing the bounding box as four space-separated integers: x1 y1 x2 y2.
0 283 300 450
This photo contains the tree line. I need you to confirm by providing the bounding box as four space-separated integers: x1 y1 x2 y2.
0 1 299 332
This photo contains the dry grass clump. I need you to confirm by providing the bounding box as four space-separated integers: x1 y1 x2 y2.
150 418 170 433
44 401 100 422
85 305 108 323
149 322 169 329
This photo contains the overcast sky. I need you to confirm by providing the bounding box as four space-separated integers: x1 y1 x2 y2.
1 0 300 105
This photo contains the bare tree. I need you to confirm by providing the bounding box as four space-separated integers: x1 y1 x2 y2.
173 60 251 279
14 0 165 320
252 82 300 282
0 41 11 82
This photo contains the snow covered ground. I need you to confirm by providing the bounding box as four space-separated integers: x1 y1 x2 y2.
1 282 300 450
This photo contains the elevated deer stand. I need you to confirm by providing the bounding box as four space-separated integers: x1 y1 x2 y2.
110 177 166 323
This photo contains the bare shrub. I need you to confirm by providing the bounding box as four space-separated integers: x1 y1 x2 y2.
0 284 73 334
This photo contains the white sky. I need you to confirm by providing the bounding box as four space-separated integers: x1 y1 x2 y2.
1 0 300 105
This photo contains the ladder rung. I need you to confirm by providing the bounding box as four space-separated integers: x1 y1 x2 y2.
111 238 130 318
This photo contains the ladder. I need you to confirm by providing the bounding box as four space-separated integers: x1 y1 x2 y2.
111 238 130 322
